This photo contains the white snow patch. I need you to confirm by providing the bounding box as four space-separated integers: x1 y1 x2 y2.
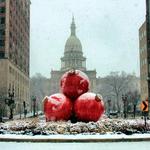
0 133 150 140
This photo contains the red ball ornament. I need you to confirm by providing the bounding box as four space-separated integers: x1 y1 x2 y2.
60 69 90 100
43 93 72 122
74 92 105 122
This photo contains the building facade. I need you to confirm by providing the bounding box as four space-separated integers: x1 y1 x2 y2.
139 21 148 101
50 17 97 95
0 0 30 116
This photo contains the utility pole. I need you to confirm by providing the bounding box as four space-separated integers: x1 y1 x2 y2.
146 0 150 116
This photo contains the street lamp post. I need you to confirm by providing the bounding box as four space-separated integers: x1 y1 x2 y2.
19 102 22 119
0 95 4 122
122 94 128 119
133 104 136 119
23 101 27 118
0 101 3 122
107 99 111 118
0 109 2 122
133 98 138 119
32 96 36 117
5 88 15 120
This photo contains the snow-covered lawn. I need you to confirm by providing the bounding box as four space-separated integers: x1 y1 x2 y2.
0 116 150 136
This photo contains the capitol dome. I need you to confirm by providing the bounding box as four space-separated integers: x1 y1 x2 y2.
61 16 86 71
64 17 82 52
65 36 82 52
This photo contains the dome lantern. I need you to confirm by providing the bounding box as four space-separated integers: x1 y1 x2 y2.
71 16 76 36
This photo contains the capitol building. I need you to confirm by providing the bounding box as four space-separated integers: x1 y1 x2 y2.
49 17 98 94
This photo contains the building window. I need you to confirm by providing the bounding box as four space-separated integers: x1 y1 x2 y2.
9 66 12 73
82 61 86 68
0 40 4 47
0 0 5 3
143 60 145 65
0 51 4 58
141 60 143 66
0 17 5 24
0 7 5 13
145 59 147 65
144 31 146 36
0 29 5 39
145 45 147 51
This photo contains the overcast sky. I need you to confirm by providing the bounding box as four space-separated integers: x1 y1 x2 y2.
30 0 145 78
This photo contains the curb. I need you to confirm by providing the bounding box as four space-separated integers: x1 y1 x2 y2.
1 136 150 143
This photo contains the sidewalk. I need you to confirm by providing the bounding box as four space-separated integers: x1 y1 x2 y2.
13 112 33 120
0 133 150 142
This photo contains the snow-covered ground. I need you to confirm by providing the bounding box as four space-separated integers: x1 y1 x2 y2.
0 117 150 149
0 116 150 144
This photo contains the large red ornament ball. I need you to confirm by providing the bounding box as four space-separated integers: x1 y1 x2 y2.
60 69 90 100
74 92 105 122
43 93 72 122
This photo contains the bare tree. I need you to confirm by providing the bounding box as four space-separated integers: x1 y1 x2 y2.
97 71 140 113
30 73 50 111
126 90 140 112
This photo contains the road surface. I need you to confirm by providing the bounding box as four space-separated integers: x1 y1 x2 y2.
0 142 149 150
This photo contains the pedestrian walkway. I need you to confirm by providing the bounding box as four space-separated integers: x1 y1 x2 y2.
13 112 33 120
0 133 150 142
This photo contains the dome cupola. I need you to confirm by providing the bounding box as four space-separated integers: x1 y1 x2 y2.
61 16 86 71
64 16 82 52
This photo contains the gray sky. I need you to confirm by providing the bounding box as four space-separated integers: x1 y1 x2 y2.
30 0 145 78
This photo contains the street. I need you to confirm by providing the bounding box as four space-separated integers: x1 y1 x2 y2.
0 142 149 150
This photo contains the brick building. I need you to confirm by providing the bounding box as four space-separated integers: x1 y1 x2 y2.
0 0 30 117
139 21 148 101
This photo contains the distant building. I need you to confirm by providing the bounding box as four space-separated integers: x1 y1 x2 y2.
50 17 97 94
0 0 30 116
139 21 148 101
